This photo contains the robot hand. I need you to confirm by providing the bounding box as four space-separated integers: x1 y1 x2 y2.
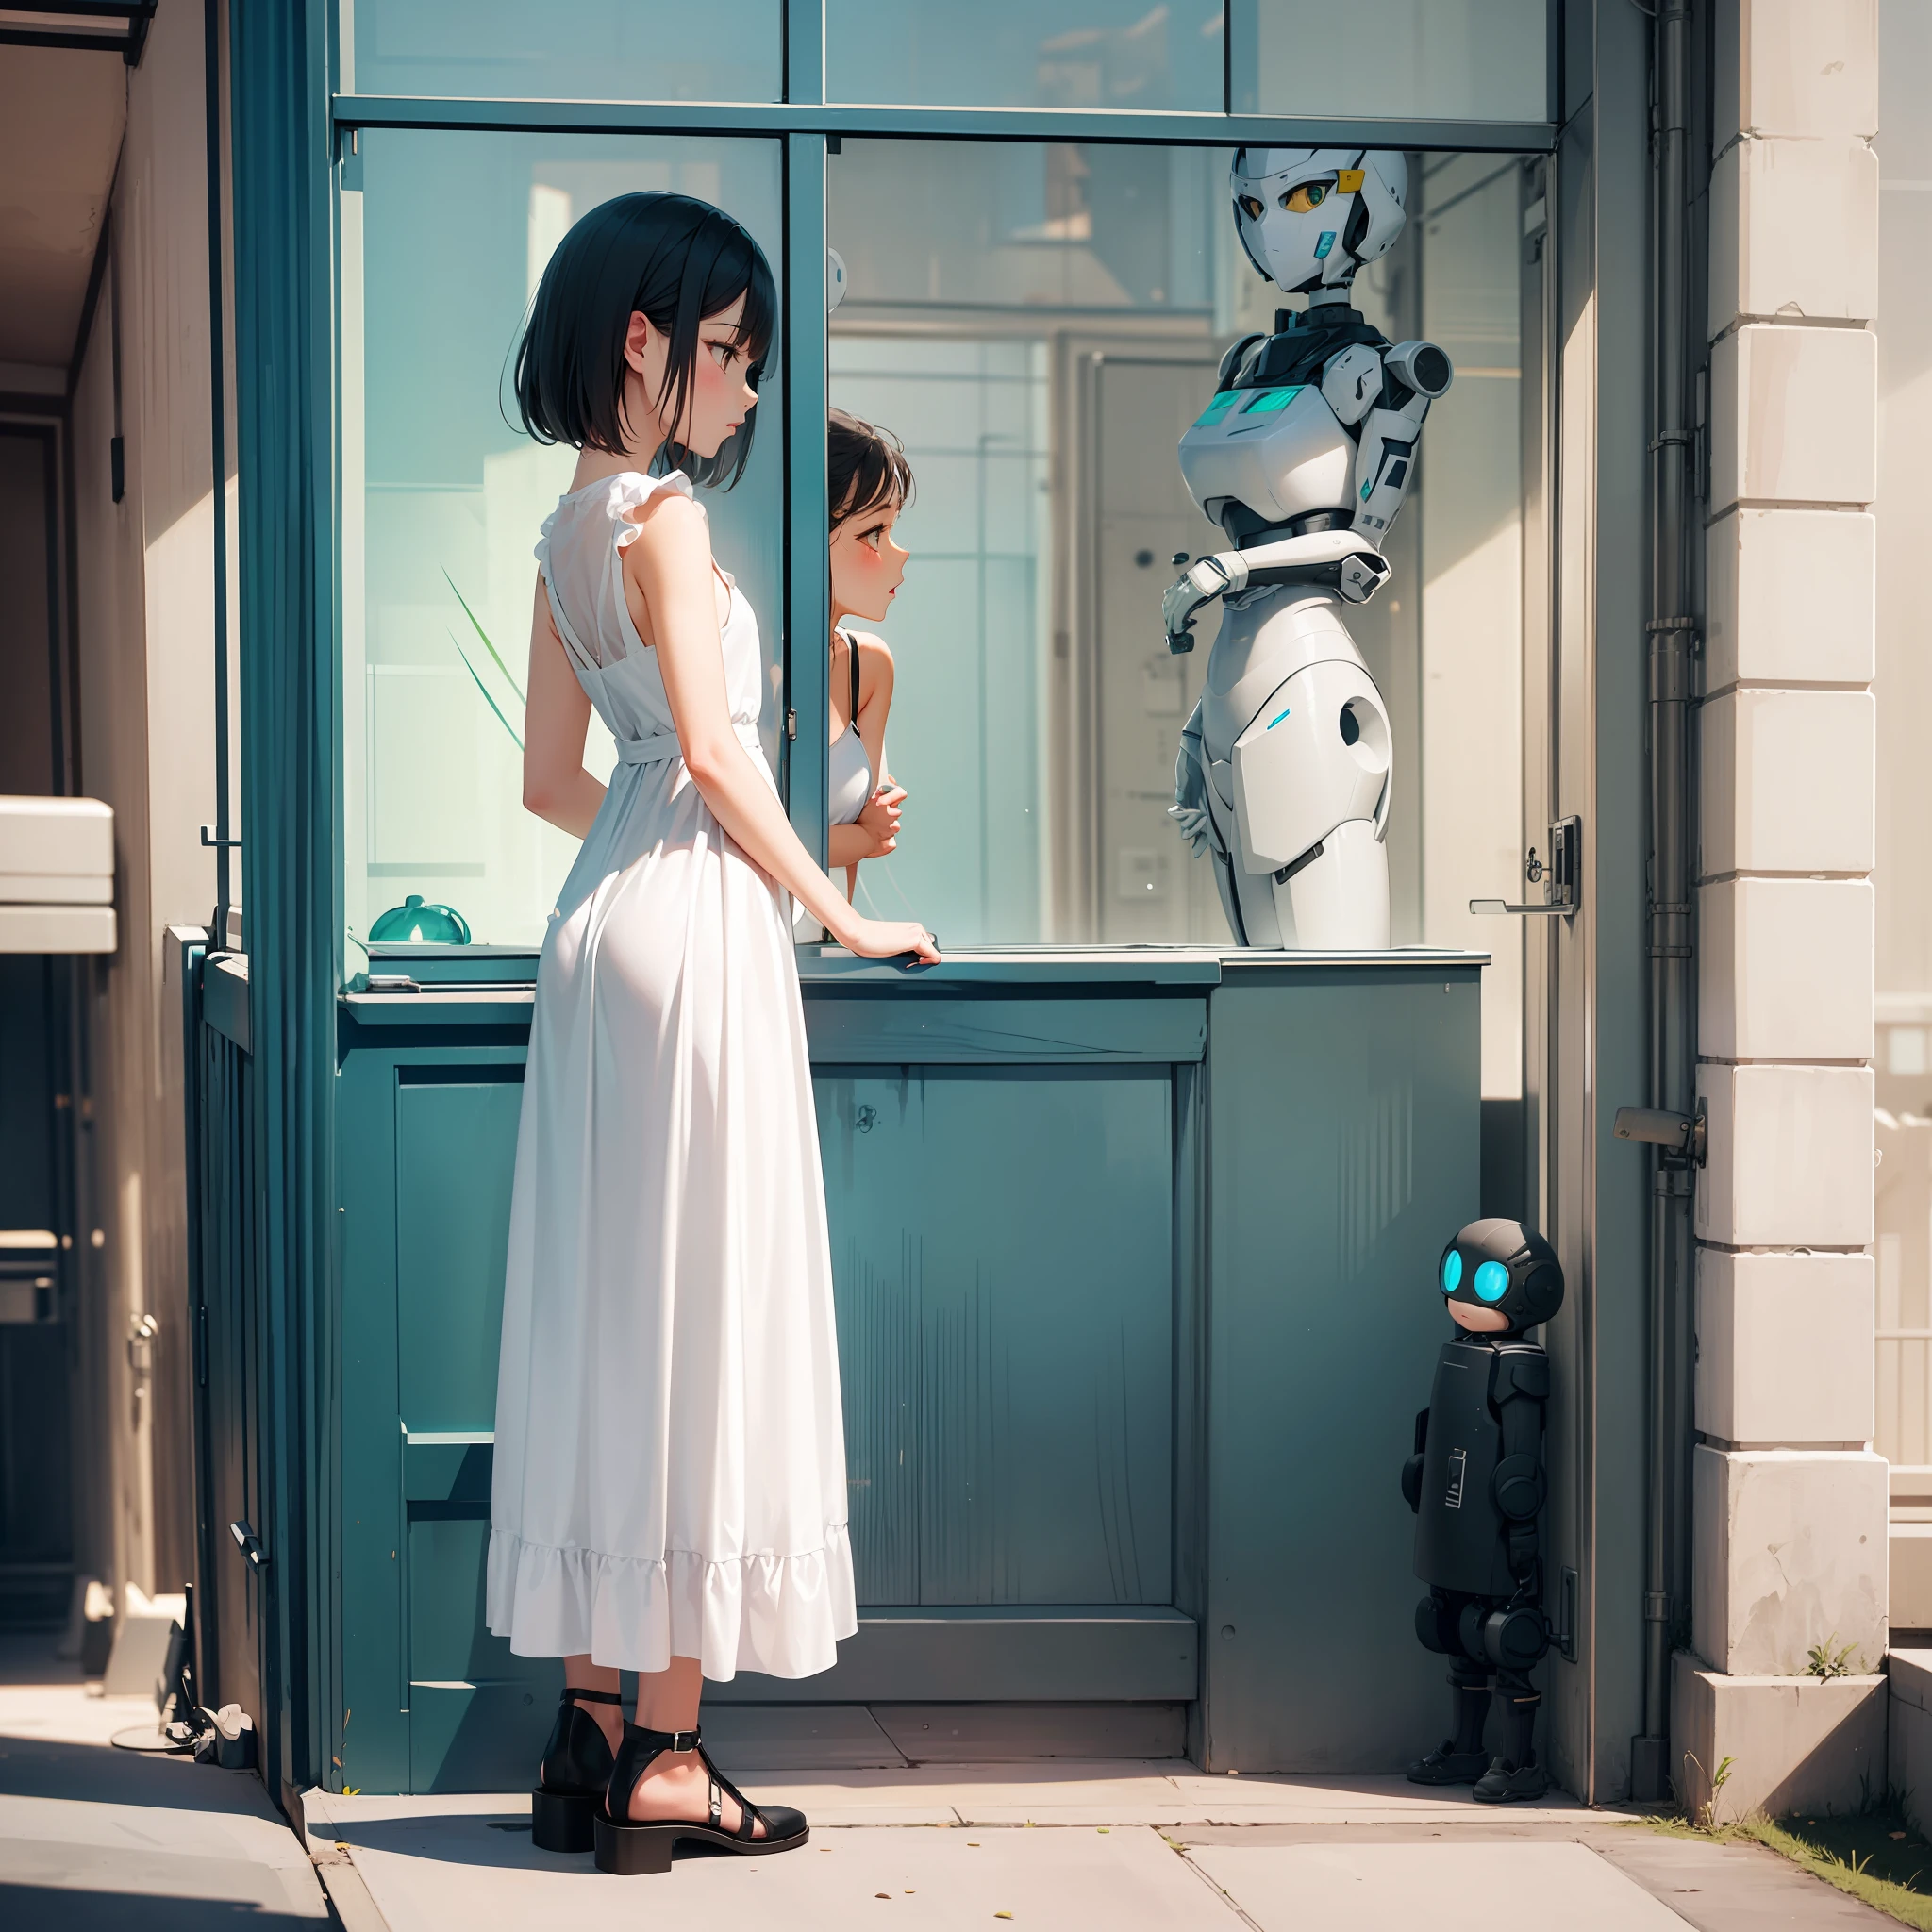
1163 552 1248 656
1170 704 1225 858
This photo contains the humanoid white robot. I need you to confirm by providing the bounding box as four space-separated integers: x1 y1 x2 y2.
1167 148 1452 947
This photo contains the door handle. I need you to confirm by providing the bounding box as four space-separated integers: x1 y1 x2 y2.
229 1520 269 1572
1472 815 1580 919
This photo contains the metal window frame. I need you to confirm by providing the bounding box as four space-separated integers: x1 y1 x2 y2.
329 0 1558 868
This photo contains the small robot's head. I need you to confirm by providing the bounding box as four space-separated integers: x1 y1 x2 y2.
1230 147 1408 298
1437 1218 1564 1337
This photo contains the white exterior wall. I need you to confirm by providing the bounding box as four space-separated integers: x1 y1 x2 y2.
1674 0 1887 1826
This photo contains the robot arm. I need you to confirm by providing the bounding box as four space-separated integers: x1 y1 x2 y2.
1488 1348 1549 1590
1162 529 1391 654
1351 341 1453 538
1401 1405 1428 1512
1169 701 1224 859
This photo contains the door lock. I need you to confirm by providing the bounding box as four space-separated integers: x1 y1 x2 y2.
1471 816 1580 919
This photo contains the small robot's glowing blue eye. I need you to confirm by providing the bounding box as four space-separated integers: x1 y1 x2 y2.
1474 1260 1509 1303
1441 1250 1462 1294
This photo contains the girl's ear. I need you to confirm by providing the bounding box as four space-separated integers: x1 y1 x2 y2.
624 310 652 375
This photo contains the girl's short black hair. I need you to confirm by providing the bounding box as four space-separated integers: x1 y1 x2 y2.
513 191 775 489
828 407 915 529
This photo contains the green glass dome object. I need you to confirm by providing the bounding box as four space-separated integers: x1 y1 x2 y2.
368 893 472 945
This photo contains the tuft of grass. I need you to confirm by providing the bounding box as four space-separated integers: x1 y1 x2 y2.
1642 1796 1932 1928
1807 1634 1863 1679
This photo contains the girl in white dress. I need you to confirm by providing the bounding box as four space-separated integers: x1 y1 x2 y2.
486 192 938 1875
824 408 913 902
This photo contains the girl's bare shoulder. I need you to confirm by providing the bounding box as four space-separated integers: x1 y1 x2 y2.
848 628 895 668
620 486 710 569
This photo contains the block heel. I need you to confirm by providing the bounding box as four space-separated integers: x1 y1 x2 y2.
530 1785 595 1854
591 1812 678 1874
527 1685 621 1856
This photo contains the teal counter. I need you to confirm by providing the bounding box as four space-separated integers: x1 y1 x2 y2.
324 947 1483 1791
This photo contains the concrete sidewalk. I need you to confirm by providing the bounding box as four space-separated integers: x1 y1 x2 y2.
0 1633 1898 1931
0 1634 329 1929
304 1763 1892 1932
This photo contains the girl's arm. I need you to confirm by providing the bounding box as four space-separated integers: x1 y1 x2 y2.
522 578 607 839
828 635 899 893
628 493 936 958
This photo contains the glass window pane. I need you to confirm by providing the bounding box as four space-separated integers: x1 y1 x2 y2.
827 135 1527 1101
343 131 783 958
1231 0 1548 123
826 1 1226 111
342 0 783 103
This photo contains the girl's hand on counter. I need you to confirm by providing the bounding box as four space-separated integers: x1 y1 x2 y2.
858 780 906 858
827 909 940 964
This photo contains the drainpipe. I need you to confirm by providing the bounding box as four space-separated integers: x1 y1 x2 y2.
1624 0 1700 1806
202 0 236 948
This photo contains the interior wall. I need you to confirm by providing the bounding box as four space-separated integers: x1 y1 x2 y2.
68 0 225 1607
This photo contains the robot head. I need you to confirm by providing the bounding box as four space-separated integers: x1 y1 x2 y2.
1230 147 1408 297
1436 1219 1564 1337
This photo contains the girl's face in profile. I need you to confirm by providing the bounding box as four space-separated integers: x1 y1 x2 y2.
830 499 909 624
625 291 758 459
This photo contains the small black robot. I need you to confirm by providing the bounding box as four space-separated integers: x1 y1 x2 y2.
1402 1218 1563 1804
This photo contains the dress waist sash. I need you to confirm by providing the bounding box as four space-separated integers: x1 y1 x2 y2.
614 720 765 766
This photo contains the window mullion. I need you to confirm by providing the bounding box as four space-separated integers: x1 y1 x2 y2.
783 129 829 870
786 0 824 108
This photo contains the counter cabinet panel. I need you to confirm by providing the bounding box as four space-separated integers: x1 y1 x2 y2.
337 1013 1201 1794
819 1067 1174 1610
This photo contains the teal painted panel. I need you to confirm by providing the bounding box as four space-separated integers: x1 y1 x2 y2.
395 1077 523 1433
408 1681 558 1795
706 1606 1199 1703
338 1047 409 1794
917 1071 1173 1607
804 996 1206 1064
816 1067 1174 1610
407 1514 556 1791
1202 972 1482 1774
817 1074 923 1605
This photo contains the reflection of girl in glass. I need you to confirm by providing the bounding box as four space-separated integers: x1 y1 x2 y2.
825 408 912 900
488 192 938 1877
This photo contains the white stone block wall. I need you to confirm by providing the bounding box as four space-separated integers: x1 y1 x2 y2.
1684 0 1883 1824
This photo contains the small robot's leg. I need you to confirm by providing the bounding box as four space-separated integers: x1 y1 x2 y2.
1471 1667 1553 1805
1273 816 1391 949
1407 1591 1492 1786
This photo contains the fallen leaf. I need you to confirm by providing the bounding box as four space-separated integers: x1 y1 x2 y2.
1892 1831 1909 1840
1097 1826 1109 1834
876 1892 891 1900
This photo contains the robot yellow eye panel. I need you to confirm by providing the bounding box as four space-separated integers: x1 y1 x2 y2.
1280 181 1331 213
1238 193 1265 221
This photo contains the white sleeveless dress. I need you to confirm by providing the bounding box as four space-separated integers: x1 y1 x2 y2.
487 470 856 1681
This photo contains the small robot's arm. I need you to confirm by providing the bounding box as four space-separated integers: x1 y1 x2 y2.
1401 1406 1429 1513
1489 1347 1550 1592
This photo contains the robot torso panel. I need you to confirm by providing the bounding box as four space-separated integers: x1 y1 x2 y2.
1167 148 1452 949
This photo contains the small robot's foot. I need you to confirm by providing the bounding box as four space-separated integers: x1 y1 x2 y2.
1406 1744 1490 1786
1471 1757 1552 1805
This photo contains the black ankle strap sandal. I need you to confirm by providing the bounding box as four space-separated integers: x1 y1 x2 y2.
529 1687 625 1856
592 1721 809 1875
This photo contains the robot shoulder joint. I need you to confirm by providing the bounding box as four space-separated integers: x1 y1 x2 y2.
1319 341 1384 426
1385 340 1454 400
1492 1346 1550 1406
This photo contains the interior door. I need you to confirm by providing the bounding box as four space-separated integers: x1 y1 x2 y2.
1085 354 1227 943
